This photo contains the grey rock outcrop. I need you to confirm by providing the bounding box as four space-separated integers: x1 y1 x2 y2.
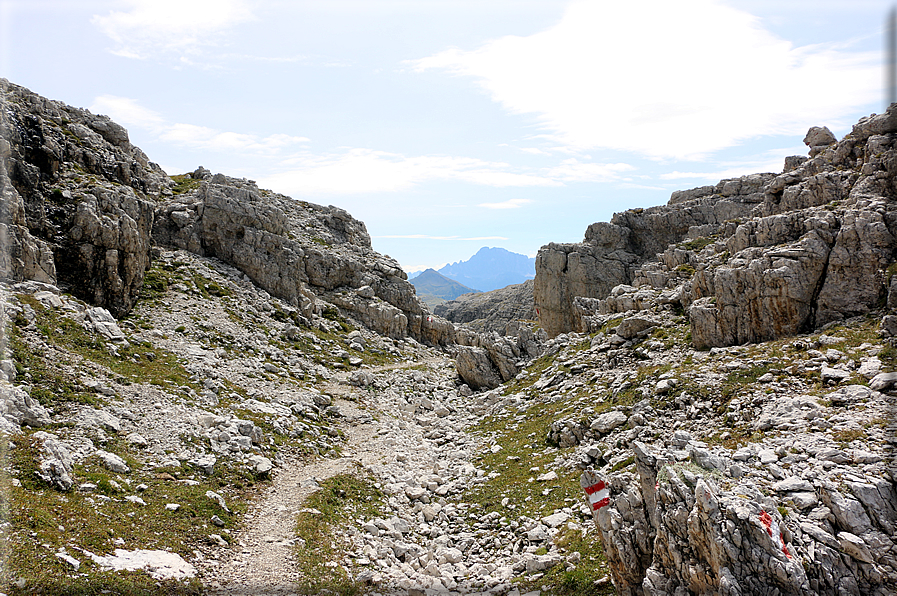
434 279 535 335
1 79 164 316
33 431 75 491
538 104 897 348
591 439 896 596
153 172 542 387
0 383 51 428
535 176 767 336
454 346 502 390
0 80 535 389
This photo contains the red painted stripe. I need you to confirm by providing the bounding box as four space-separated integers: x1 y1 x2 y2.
591 497 610 511
583 481 606 495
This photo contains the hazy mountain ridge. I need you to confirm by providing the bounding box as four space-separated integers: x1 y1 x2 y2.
438 247 535 293
409 268 480 309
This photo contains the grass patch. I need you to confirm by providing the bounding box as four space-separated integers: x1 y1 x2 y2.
14 294 200 397
516 526 614 596
169 174 201 195
462 397 613 594
832 428 867 446
293 471 385 595
679 235 718 251
2 433 261 594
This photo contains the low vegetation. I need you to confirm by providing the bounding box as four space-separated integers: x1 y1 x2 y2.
292 472 386 595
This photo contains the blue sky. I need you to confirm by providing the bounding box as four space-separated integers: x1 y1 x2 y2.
1 0 891 273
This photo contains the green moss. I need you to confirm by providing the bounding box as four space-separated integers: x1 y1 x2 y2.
610 455 635 472
169 174 201 195
675 264 696 276
679 235 718 251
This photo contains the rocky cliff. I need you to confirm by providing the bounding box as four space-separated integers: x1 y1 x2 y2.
434 279 536 336
1 79 168 317
0 79 538 391
535 114 897 349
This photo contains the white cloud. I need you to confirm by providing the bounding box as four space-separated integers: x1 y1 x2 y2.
518 147 551 155
262 150 561 195
547 159 634 182
411 0 879 160
89 95 309 155
90 97 633 195
375 235 508 240
477 199 533 210
92 0 255 60
91 95 166 129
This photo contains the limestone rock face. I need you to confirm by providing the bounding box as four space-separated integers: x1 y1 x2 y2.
592 440 896 596
538 105 897 347
434 279 535 335
153 172 544 384
152 173 424 337
3 80 538 390
1 78 164 316
534 179 766 337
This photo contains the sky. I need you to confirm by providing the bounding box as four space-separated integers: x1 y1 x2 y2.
1 0 892 273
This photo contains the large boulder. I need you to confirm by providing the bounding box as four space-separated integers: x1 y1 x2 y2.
454 346 502 391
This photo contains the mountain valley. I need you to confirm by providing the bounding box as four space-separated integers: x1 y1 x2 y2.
0 79 895 596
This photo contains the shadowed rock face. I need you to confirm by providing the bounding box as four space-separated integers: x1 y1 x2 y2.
1 78 166 316
536 104 897 348
434 279 535 335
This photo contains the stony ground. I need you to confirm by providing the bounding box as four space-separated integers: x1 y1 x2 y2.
0 249 608 596
1 245 895 595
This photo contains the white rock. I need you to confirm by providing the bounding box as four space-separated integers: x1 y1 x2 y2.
525 553 562 572
437 546 463 564
772 477 814 493
55 551 80 570
541 512 570 528
87 549 196 580
96 450 130 474
125 433 149 448
526 526 549 541
590 410 628 433
248 455 273 474
206 490 230 512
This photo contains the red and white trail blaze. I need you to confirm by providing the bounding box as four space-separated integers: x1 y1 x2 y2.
759 510 792 559
583 479 610 512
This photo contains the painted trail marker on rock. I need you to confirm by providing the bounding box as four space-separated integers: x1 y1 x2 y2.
581 470 610 514
759 509 792 559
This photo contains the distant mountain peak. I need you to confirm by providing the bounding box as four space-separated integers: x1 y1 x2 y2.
438 247 535 293
409 269 480 309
